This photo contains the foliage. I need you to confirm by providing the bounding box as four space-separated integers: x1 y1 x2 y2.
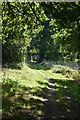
2 2 80 68
2 2 28 66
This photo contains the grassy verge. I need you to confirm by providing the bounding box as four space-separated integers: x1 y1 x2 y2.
29 61 80 109
39 63 80 110
27 60 80 81
2 64 48 119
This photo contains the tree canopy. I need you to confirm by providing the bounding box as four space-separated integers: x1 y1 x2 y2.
2 2 80 69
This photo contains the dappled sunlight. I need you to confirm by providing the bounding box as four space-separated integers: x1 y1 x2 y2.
48 82 55 87
66 96 71 100
29 95 48 102
48 78 80 117
27 62 79 81
48 87 56 91
2 63 80 119
39 69 80 119
2 65 49 119
41 70 70 81
48 82 56 91
2 1 80 119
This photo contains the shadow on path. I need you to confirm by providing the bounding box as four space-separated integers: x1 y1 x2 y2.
44 78 80 119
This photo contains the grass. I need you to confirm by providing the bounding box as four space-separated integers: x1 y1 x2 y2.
29 61 80 107
2 64 48 119
27 60 80 81
2 61 80 119
39 63 80 112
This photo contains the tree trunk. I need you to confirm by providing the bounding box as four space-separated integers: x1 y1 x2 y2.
26 46 31 61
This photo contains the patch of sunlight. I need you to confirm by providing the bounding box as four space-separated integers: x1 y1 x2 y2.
29 95 48 102
52 73 68 80
67 109 71 113
0 109 2 117
66 96 71 100
4 93 8 97
64 86 67 89
49 82 55 86
56 99 60 102
3 67 48 90
0 109 2 112
22 95 29 100
41 70 68 80
27 104 31 109
55 83 61 87
56 88 59 91
48 87 56 91
55 83 66 89
37 110 43 115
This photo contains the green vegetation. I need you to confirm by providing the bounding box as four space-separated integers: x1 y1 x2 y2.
27 60 80 81
40 62 80 112
2 62 80 119
2 64 48 119
2 2 80 119
28 61 80 102
2 2 80 69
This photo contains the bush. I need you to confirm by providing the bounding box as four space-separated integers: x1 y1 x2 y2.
52 64 80 80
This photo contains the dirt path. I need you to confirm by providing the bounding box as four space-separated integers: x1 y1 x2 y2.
44 79 64 119
38 70 80 119
38 70 64 119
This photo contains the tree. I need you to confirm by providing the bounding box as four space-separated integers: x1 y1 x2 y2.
2 2 80 69
2 2 27 66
